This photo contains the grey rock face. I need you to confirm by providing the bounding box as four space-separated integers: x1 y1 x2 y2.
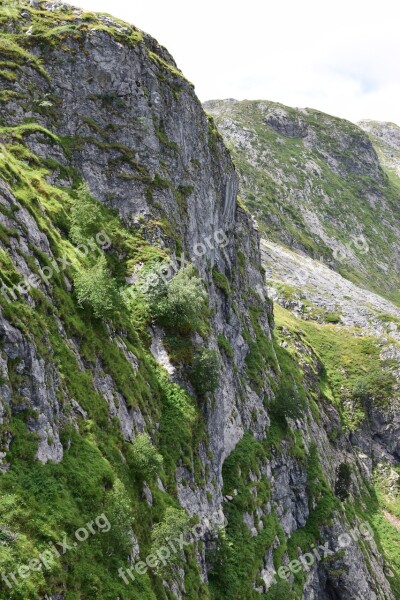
0 10 273 485
303 516 395 600
265 107 309 138
0 312 64 464
261 238 400 338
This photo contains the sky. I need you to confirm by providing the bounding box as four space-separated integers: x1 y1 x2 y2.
74 0 400 125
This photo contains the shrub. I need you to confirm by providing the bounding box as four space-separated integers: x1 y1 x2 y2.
74 255 120 318
190 349 220 395
128 433 163 480
69 183 103 244
102 479 133 557
237 250 246 275
352 371 395 407
138 262 169 304
150 507 190 575
148 264 207 331
157 373 198 482
325 312 341 324
273 377 306 421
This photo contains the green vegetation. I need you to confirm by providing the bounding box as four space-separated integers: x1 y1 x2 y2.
209 432 281 599
157 373 202 486
103 478 135 558
212 267 231 297
351 372 396 409
284 444 338 596
217 334 234 358
208 416 338 599
0 422 158 599
74 255 121 319
346 472 400 598
275 304 396 429
148 264 208 332
190 349 220 396
0 42 202 596
69 183 103 245
335 463 352 501
244 306 278 394
325 312 341 324
272 375 307 421
128 433 164 481
150 507 191 576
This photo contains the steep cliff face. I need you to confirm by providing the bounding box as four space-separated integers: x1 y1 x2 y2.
0 2 275 598
0 2 398 600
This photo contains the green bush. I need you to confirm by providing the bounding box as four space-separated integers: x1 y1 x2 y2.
325 312 341 324
190 349 220 395
150 507 190 576
139 262 169 302
148 264 207 331
237 250 246 275
102 479 133 557
69 183 103 244
74 255 120 318
273 377 306 421
128 433 163 480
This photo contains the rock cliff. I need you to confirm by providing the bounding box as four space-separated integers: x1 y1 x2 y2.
0 3 398 600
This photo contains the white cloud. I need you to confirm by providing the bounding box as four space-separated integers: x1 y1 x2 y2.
72 0 400 124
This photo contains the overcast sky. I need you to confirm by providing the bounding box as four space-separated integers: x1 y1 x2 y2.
74 0 400 125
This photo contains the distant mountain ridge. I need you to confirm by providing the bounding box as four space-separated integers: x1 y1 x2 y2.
205 99 400 305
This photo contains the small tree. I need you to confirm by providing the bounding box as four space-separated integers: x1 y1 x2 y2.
149 264 207 331
190 349 220 395
150 507 190 576
273 378 306 421
69 183 103 244
128 433 163 480
74 255 119 318
103 479 133 557
139 262 169 304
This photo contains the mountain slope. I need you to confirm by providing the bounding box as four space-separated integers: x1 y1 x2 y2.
206 97 400 597
205 99 400 305
0 3 398 600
